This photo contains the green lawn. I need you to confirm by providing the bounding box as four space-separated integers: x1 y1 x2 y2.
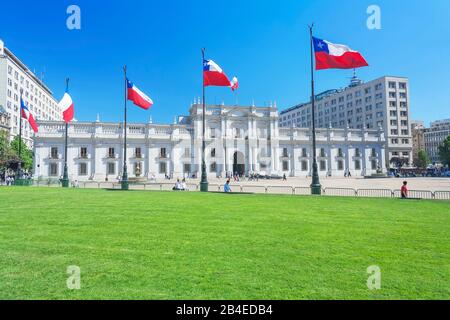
0 187 449 300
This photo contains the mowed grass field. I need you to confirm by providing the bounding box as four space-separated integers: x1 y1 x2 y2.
0 187 449 300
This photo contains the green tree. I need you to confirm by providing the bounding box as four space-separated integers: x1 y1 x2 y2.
0 131 11 170
438 135 450 166
417 150 430 168
10 136 33 171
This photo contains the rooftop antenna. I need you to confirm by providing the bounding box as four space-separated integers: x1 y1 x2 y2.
41 66 46 82
349 68 362 87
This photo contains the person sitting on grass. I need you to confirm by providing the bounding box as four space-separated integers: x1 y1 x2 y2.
224 180 232 193
181 179 187 191
401 181 408 199
173 179 182 191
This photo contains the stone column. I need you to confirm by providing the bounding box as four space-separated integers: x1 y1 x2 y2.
248 144 253 173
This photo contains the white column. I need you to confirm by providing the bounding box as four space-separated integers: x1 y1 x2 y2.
248 145 253 173
253 147 258 172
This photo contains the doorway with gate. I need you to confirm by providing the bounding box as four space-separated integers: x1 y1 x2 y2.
233 151 245 176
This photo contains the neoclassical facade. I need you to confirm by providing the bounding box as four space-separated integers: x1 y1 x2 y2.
33 104 386 181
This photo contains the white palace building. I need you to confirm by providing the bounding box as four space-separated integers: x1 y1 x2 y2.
33 103 387 181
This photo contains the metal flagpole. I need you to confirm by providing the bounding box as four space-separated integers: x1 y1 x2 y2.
309 24 322 195
121 66 129 190
17 90 23 180
61 78 70 188
200 48 209 192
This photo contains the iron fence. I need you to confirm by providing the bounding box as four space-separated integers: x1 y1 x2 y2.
434 191 450 200
208 184 222 192
357 189 393 198
241 185 267 194
323 188 357 197
393 189 434 200
20 179 450 201
266 186 294 195
294 187 313 196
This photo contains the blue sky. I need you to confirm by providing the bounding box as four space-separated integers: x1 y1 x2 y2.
1 0 449 125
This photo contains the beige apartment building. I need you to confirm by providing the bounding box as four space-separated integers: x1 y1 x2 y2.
280 76 413 168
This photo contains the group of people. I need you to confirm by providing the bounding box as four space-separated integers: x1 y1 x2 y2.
248 173 260 182
226 172 243 182
3 176 15 186
1 171 34 186
172 179 188 191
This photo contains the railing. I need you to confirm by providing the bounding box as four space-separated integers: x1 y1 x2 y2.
78 182 199 192
357 189 393 198
241 185 267 194
434 191 450 201
294 187 312 195
23 180 450 201
266 186 294 195
393 190 434 200
323 188 357 197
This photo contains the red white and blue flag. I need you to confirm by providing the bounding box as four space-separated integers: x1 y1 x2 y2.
58 92 75 123
230 77 239 91
127 79 153 110
20 98 38 133
313 37 368 70
203 60 231 87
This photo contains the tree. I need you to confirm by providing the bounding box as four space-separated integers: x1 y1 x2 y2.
438 135 450 166
417 150 430 168
0 131 11 170
10 136 33 171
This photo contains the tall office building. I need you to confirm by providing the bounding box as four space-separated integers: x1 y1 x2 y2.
424 119 450 164
279 76 413 167
0 39 62 147
410 120 426 166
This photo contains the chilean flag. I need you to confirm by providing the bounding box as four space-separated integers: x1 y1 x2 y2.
230 77 239 91
313 37 368 70
203 60 231 87
127 79 153 110
58 93 75 123
20 98 38 133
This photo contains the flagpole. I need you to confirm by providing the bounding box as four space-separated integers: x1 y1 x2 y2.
121 66 129 190
17 89 23 180
200 48 209 192
309 24 322 195
61 78 70 188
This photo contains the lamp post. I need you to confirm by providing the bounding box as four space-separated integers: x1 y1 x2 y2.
16 90 23 181
121 66 129 190
61 78 70 188
200 48 209 192
309 24 322 195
